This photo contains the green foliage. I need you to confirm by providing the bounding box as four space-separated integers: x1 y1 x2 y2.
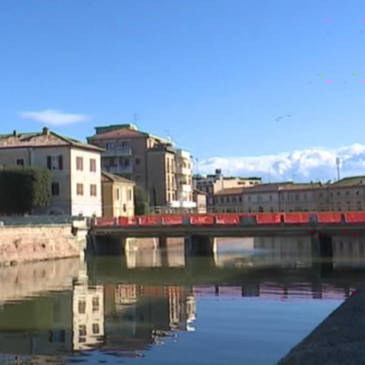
0 166 52 215
134 185 150 215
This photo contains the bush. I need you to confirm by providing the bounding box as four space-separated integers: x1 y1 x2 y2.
0 166 52 215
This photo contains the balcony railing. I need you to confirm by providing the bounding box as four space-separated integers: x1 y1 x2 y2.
102 147 132 157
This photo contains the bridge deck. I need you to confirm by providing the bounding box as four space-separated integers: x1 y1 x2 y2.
90 223 365 237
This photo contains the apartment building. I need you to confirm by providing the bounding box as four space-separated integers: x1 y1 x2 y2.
0 128 103 217
88 124 196 211
101 172 135 218
193 170 261 212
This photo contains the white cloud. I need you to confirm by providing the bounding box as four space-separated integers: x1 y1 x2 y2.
198 143 365 182
19 109 90 126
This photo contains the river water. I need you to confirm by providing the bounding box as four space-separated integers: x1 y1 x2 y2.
0 235 364 365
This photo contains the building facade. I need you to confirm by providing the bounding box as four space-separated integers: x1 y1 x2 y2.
88 124 196 212
101 172 135 218
193 170 262 212
0 128 103 217
211 176 365 213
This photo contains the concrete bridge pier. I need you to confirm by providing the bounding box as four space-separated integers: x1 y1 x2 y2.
184 235 217 257
158 236 168 249
87 235 132 256
159 248 169 267
311 232 333 275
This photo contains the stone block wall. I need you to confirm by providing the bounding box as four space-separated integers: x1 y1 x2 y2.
0 225 85 266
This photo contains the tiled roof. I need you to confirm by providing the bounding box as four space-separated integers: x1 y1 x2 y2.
280 183 323 191
193 189 208 195
90 127 145 140
331 176 365 186
101 171 136 184
0 129 103 152
214 187 246 196
244 182 293 193
89 125 171 143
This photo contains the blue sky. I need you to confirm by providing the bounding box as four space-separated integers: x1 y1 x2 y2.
1 0 365 168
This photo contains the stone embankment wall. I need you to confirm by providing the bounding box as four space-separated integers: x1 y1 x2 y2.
0 216 87 266
276 284 365 365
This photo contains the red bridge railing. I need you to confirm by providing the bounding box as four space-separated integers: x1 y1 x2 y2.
93 212 365 227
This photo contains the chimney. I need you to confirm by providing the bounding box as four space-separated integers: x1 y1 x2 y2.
13 130 18 137
42 127 50 135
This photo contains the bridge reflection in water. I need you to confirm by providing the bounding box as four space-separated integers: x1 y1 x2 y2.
0 234 364 363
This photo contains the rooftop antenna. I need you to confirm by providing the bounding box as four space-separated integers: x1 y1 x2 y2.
336 157 341 181
195 158 199 174
164 129 177 146
133 113 140 124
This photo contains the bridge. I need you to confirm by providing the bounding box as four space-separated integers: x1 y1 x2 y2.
88 212 365 261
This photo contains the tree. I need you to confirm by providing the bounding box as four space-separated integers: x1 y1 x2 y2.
134 185 150 215
0 166 52 215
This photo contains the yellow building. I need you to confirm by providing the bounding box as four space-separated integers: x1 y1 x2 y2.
0 127 103 217
101 172 135 218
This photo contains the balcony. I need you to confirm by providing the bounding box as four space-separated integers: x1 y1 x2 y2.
102 147 132 157
106 165 133 174
179 184 192 193
168 200 197 209
177 165 191 176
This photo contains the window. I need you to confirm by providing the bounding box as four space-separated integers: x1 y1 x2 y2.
16 158 24 166
135 158 140 165
90 184 97 197
92 323 100 335
47 155 63 170
116 188 120 200
123 204 127 212
77 183 84 196
79 325 87 337
76 157 83 171
92 296 100 312
90 158 96 172
106 142 114 149
51 182 60 196
78 301 86 314
128 189 132 201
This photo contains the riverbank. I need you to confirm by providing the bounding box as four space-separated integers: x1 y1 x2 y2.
276 284 365 364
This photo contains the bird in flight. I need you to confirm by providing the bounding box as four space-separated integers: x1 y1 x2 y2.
275 114 291 121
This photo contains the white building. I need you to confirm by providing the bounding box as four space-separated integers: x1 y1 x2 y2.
0 128 103 217
72 272 104 351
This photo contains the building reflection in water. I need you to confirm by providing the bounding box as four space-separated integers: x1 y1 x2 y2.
1 232 365 362
102 283 196 355
252 234 365 269
0 274 197 361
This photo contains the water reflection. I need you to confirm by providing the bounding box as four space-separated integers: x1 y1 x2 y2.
0 234 365 364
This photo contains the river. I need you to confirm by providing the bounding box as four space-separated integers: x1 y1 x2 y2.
0 234 364 365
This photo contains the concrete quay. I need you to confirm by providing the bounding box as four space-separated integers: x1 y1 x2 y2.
276 284 365 365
